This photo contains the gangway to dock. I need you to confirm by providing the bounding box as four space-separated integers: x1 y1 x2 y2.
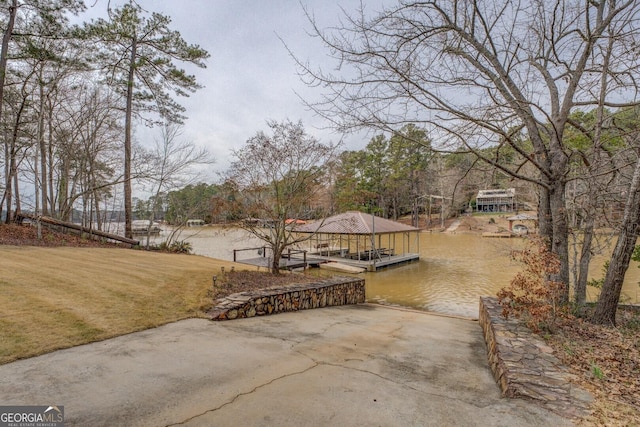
233 247 312 270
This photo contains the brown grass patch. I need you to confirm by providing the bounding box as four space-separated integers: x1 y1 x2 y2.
0 245 261 364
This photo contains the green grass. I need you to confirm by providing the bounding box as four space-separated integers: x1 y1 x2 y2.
591 363 605 380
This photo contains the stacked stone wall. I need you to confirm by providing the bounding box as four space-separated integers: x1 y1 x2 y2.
209 277 365 321
479 296 592 419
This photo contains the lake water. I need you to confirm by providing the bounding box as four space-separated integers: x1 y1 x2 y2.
151 227 640 318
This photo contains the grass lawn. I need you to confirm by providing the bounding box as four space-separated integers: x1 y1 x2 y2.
0 246 257 364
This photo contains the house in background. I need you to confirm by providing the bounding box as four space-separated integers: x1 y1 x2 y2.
476 188 516 213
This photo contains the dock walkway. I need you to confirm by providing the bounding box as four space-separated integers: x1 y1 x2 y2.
233 245 419 272
235 257 308 270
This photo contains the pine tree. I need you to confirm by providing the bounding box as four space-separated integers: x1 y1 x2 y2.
84 3 209 238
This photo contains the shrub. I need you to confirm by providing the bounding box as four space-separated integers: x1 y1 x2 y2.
168 240 192 254
143 240 192 254
497 238 570 333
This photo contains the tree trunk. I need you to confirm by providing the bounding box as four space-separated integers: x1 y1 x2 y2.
549 180 570 304
579 32 609 309
4 154 16 223
124 38 137 239
34 147 39 234
270 223 285 274
593 155 640 326
575 218 594 306
93 183 102 231
271 251 281 275
38 75 49 215
4 91 28 223
47 103 56 217
57 158 69 221
0 0 17 135
538 185 552 246
13 168 20 215
0 1 17 223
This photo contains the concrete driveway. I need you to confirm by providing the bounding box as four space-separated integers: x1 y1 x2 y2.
0 305 570 426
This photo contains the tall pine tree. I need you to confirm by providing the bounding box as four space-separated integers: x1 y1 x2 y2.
84 3 209 238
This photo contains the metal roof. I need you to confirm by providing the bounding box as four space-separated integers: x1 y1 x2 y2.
294 211 420 235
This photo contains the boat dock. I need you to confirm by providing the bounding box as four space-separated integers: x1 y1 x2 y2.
233 246 418 272
293 211 421 272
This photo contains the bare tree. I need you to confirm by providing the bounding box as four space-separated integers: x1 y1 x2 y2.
593 151 640 324
0 3 19 202
138 123 213 248
1 67 39 223
60 83 123 227
592 108 640 325
227 120 339 274
296 0 640 303
0 0 85 221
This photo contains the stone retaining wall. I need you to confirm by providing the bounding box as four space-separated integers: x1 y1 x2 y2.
208 276 365 321
479 296 592 419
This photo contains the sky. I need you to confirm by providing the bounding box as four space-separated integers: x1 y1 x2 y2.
84 0 386 180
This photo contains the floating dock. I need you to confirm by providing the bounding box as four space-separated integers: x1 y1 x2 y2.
481 232 514 238
319 262 366 274
298 252 419 272
233 251 419 272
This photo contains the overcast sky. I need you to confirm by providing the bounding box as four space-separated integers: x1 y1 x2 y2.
84 0 386 180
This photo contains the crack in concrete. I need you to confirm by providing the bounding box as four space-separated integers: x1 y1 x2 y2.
166 354 498 427
323 360 501 410
297 320 496 408
167 319 491 426
165 362 320 427
290 346 498 411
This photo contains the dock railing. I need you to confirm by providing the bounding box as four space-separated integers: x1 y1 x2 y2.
233 246 268 262
233 246 307 264
283 248 307 264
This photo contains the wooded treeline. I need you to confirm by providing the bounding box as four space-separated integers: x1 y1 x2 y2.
293 0 640 325
163 106 638 230
0 1 208 237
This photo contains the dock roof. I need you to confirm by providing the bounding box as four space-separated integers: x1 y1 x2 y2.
295 211 419 235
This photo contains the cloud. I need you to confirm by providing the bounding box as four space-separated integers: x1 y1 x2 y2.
86 0 375 177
